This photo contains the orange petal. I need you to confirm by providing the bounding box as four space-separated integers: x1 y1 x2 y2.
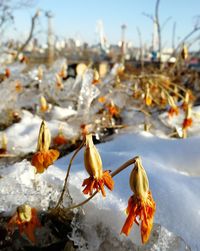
53 134 67 145
31 150 59 173
43 149 60 168
182 118 193 129
141 192 156 243
82 177 95 195
31 152 45 173
121 197 138 236
98 179 106 197
103 171 114 191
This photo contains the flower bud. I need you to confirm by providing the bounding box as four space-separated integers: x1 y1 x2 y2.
92 69 100 84
40 96 48 112
55 73 64 89
17 204 32 223
181 44 188 60
129 157 149 200
84 134 103 180
59 62 67 79
1 132 7 151
37 121 51 152
76 63 87 76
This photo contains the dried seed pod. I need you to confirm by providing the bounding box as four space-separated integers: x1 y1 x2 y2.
37 121 51 152
17 204 32 223
84 134 103 180
129 157 149 199
40 96 48 112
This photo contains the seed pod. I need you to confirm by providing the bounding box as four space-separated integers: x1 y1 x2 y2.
59 62 67 79
84 134 103 180
181 45 188 60
129 157 149 199
76 63 87 76
1 133 7 151
37 121 51 152
17 204 32 223
93 69 100 84
55 74 64 89
40 96 48 112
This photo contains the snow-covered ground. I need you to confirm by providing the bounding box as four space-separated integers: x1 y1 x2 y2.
0 61 200 250
0 109 200 250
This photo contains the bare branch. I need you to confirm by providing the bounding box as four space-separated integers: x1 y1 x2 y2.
17 10 40 55
142 12 154 22
161 16 172 30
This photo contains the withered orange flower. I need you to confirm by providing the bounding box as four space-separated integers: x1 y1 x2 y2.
55 74 64 90
98 96 106 103
53 132 67 146
5 68 10 78
82 134 114 197
144 85 152 106
58 62 67 79
15 81 23 93
7 204 41 243
121 192 156 243
121 158 156 244
168 106 179 118
181 102 188 112
182 118 193 129
0 133 7 154
92 69 100 85
32 150 59 173
106 103 119 117
145 95 152 106
31 121 59 173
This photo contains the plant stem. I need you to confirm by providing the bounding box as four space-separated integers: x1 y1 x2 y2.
66 191 98 210
111 156 139 177
59 156 139 211
55 139 85 208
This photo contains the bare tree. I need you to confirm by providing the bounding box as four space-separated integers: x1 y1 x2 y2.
143 0 171 64
16 10 40 56
137 27 144 70
0 0 36 35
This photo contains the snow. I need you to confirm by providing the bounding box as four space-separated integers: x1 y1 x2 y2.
1 103 200 250
61 132 200 250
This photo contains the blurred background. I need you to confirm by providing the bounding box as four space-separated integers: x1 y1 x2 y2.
1 0 200 65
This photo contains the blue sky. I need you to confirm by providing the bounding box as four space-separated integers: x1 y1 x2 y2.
7 0 200 49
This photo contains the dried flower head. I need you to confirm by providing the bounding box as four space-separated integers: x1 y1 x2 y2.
76 63 87 76
144 85 152 106
31 121 59 173
92 69 100 84
55 74 64 90
82 134 114 197
5 68 10 78
0 133 7 154
106 102 119 117
121 157 156 244
182 105 193 130
7 204 41 243
53 130 67 146
59 62 67 79
167 96 179 117
40 96 48 113
181 44 188 60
